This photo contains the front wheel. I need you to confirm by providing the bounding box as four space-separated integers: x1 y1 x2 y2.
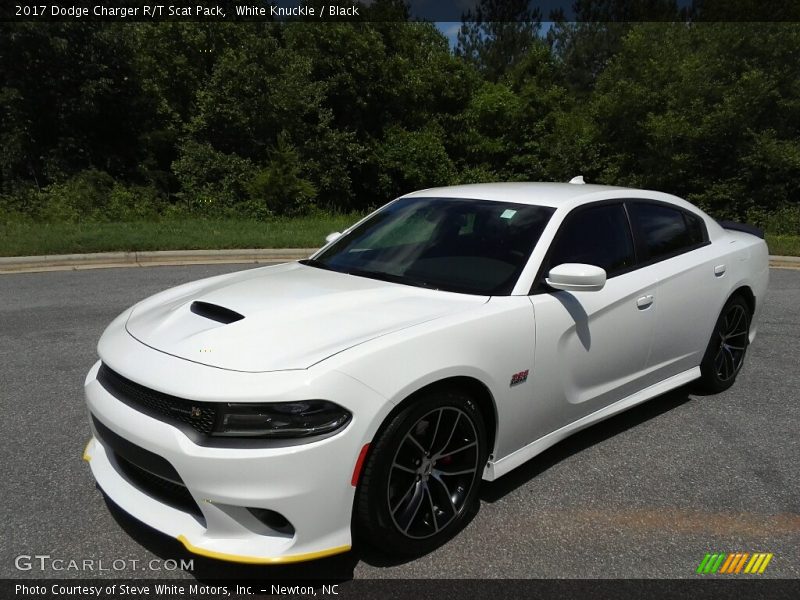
354 389 487 556
697 295 751 393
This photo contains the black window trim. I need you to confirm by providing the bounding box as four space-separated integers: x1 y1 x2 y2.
529 197 711 295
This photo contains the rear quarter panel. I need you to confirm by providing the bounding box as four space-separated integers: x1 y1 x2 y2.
717 230 770 342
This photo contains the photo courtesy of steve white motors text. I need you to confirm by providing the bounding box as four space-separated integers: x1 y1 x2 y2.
14 583 341 597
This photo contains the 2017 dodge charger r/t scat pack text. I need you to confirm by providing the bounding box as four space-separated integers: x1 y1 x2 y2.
83 182 769 562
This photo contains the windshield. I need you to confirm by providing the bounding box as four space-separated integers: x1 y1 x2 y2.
303 197 555 295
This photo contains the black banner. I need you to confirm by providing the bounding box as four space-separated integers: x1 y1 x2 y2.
4 579 800 600
2 1 800 23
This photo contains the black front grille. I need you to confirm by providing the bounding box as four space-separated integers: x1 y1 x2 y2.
91 415 203 520
113 452 203 519
92 416 182 483
97 364 217 435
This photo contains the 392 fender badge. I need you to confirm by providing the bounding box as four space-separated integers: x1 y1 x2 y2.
510 370 529 386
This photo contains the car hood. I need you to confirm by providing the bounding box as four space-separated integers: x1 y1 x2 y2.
125 262 488 372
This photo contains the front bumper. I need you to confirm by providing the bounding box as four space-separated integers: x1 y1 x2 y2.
83 359 388 563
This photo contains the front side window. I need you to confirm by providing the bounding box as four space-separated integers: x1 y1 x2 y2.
304 197 555 295
628 202 704 260
546 203 636 276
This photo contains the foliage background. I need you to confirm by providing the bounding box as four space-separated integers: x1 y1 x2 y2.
1 1 798 238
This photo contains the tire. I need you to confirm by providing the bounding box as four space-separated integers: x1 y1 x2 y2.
354 388 487 556
697 295 751 393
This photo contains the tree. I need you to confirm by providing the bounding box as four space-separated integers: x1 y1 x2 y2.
547 1 680 94
127 22 236 193
246 132 317 217
588 23 800 218
0 23 156 191
456 0 541 82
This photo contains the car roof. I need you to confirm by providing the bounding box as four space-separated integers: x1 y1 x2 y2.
401 182 658 208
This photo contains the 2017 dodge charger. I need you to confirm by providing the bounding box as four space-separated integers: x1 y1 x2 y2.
83 181 769 562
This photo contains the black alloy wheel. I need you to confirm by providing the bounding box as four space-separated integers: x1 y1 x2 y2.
354 389 487 556
698 295 751 393
387 406 480 539
714 302 749 382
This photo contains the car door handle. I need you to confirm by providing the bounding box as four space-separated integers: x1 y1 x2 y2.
714 264 727 277
636 295 654 309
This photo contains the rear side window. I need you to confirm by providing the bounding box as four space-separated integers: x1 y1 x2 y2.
547 203 635 276
628 202 705 261
684 211 708 246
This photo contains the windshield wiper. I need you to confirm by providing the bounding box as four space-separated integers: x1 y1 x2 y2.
298 258 339 272
301 259 439 291
343 267 437 290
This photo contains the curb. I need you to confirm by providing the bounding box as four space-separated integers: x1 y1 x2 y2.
0 248 319 274
769 255 800 269
0 250 798 274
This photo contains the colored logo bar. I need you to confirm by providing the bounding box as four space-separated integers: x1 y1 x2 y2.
697 552 773 574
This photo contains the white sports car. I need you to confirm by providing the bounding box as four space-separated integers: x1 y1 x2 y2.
83 181 769 563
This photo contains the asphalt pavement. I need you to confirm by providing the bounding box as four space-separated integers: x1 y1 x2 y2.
1 265 798 580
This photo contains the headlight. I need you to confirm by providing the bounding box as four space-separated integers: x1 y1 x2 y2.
214 400 351 438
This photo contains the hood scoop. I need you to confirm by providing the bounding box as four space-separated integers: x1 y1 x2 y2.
190 301 244 324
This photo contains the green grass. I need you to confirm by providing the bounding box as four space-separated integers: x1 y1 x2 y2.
766 234 800 257
0 217 797 258
0 215 364 257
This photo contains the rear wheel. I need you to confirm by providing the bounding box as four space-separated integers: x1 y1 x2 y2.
354 389 487 556
697 295 751 393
